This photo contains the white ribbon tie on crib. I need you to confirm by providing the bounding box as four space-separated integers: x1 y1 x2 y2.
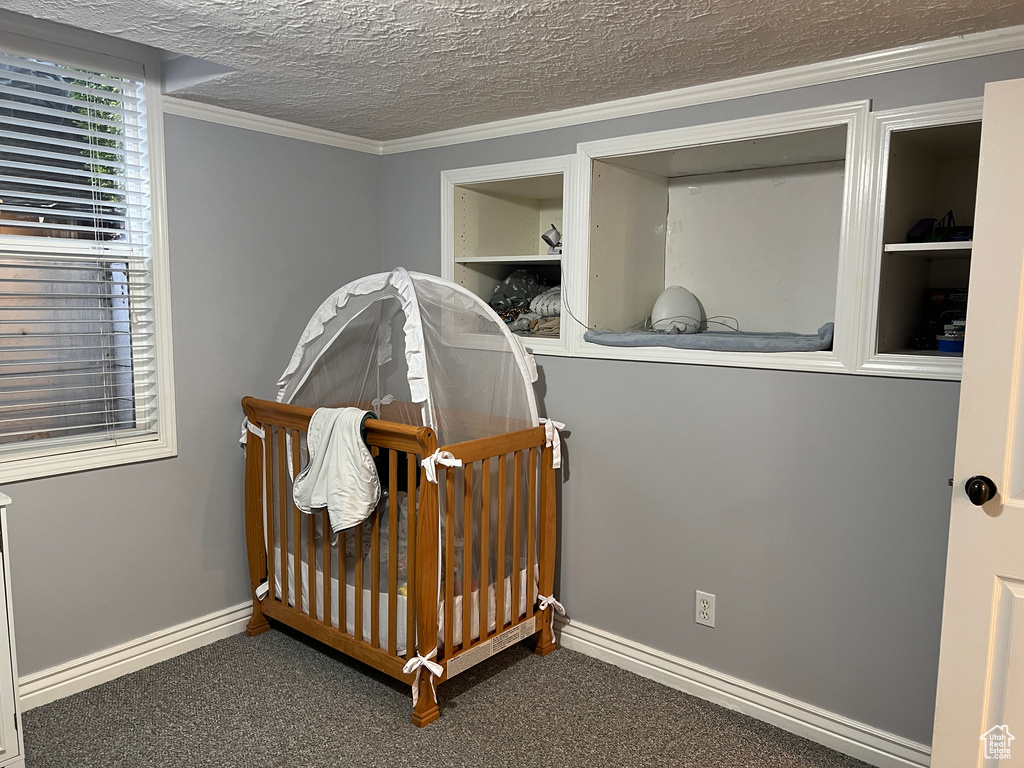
371 394 394 417
403 647 443 706
538 594 566 646
539 418 565 469
421 450 462 484
255 581 269 601
239 418 265 446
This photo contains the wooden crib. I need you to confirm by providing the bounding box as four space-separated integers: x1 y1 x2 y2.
241 396 559 726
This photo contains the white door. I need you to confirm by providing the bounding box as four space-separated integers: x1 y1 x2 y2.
931 77 1024 766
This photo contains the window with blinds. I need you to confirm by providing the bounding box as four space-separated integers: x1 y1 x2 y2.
0 47 161 465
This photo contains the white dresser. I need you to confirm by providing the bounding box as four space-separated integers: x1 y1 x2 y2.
0 496 24 768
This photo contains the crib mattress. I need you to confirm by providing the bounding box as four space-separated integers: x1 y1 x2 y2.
273 548 535 655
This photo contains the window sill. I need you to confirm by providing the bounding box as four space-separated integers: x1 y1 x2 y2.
0 433 177 484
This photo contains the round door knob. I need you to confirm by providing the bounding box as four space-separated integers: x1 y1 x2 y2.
965 475 998 506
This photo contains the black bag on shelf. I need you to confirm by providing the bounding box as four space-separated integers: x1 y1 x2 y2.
906 210 973 243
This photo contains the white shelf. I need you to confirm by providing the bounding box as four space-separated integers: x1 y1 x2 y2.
884 241 973 253
886 347 963 357
455 254 561 264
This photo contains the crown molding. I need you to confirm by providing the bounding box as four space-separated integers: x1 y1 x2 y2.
381 24 1024 155
162 97 384 155
161 25 1024 157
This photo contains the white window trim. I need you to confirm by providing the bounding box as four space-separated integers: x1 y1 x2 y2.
0 21 176 484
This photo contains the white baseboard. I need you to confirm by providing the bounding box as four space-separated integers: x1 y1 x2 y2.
556 619 931 768
18 601 252 711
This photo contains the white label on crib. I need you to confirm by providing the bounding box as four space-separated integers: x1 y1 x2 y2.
445 616 538 680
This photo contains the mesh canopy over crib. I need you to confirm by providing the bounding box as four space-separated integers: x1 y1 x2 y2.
276 268 540 446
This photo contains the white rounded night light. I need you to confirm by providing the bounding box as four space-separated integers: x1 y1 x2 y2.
651 285 702 334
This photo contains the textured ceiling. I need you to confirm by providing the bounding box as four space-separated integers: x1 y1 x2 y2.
2 0 1024 141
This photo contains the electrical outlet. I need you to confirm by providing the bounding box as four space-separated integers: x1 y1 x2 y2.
696 590 715 628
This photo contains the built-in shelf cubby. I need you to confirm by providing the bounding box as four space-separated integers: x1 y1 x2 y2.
442 157 574 354
586 127 847 335
570 102 868 372
438 98 986 380
863 99 982 378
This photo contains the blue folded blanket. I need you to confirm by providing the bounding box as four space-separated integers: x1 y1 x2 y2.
584 322 834 353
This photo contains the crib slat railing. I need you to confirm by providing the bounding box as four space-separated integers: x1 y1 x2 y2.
242 397 440 700
322 507 331 627
443 467 455 658
246 401 443 651
278 427 290 610
511 450 522 626
339 527 347 635
262 427 275 605
436 428 547 672
291 434 302 613
308 511 316 617
387 450 399 656
495 454 507 633
479 457 490 643
462 462 473 652
371 475 381 648
354 521 364 642
243 397 560 726
405 453 417 660
527 446 537 622
294 430 314 618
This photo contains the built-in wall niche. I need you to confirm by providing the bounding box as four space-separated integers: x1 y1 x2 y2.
441 156 575 355
451 171 562 303
876 121 980 356
575 103 867 372
453 174 563 261
435 99 985 379
861 99 982 379
589 129 845 334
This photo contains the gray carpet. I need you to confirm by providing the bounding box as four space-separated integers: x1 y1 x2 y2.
23 627 871 768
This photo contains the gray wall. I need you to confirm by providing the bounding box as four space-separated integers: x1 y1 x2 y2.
380 52 1024 745
5 48 1024 748
3 116 382 676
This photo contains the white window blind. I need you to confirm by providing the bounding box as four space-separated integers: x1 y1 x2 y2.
0 48 160 461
